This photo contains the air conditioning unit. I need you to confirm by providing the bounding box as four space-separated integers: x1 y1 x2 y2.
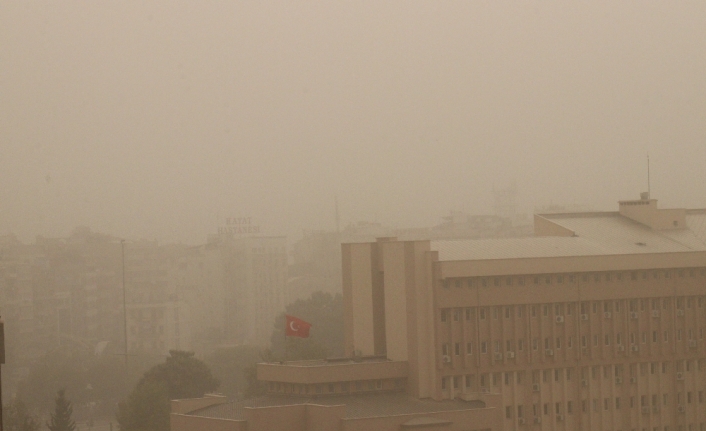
677 309 685 316
442 355 451 363
580 314 589 321
534 417 542 424
630 311 639 319
604 311 612 319
555 316 564 323
676 372 684 380
651 310 660 318
480 387 490 393
545 349 554 356
641 406 650 414
652 406 659 413
631 345 639 352
532 384 540 392
617 345 625 352
506 351 515 359
494 352 503 361
581 379 587 387
518 418 525 425
689 340 697 349
616 377 622 385
630 377 637 384
556 414 564 422
678 405 686 413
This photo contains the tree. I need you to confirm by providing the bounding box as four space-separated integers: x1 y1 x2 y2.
3 398 40 431
204 345 261 398
46 389 76 431
269 291 344 360
116 350 219 431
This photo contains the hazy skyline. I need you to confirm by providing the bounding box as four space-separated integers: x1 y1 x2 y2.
2 1 705 244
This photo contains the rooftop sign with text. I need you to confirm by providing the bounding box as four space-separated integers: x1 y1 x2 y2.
218 217 261 235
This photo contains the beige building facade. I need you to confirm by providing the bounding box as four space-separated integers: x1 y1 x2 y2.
343 195 706 431
172 195 706 431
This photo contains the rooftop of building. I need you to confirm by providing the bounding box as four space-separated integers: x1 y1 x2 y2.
187 392 486 420
431 201 706 261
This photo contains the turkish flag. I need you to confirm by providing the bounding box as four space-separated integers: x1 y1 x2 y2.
285 315 312 338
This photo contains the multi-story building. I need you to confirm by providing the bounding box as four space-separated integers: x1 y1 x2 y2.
174 194 706 431
341 194 706 431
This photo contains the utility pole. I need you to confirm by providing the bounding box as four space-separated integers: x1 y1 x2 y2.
1 317 5 431
121 240 128 369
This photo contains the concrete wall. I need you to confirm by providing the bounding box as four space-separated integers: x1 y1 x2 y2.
342 243 375 356
382 241 409 361
170 414 246 431
534 215 575 237
258 360 408 384
170 394 228 414
306 404 346 431
340 407 500 431
439 251 706 279
244 404 307 431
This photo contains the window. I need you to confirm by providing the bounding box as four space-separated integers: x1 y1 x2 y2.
517 405 524 418
453 377 459 390
480 308 486 319
568 336 573 348
531 306 537 317
505 406 513 419
542 305 549 317
465 375 472 388
616 397 621 409
493 307 499 319
454 343 460 356
453 310 460 321
505 307 511 319
533 338 538 350
544 403 549 415
465 308 472 320
441 378 447 390
442 344 449 356
581 335 588 348
555 369 560 382
467 342 473 355
505 373 511 385
481 342 487 354
556 337 562 349
518 340 524 351
567 401 573 414
441 310 448 322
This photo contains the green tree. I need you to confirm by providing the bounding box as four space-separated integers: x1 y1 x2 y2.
116 350 219 431
204 345 261 398
46 389 76 431
3 398 40 431
269 291 344 360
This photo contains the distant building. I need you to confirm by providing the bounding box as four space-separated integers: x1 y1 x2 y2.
174 194 706 431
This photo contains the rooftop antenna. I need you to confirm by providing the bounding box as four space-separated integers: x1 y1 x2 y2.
335 196 340 235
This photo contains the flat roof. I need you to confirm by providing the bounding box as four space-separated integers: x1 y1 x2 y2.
432 210 706 261
188 392 485 420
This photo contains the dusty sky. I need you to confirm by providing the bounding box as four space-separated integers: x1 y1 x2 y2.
2 1 705 244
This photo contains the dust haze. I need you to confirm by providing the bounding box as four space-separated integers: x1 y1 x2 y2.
2 1 705 244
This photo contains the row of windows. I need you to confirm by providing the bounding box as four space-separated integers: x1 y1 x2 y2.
268 378 405 394
442 360 706 389
501 393 706 419
440 297 706 322
443 268 706 289
441 328 705 358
